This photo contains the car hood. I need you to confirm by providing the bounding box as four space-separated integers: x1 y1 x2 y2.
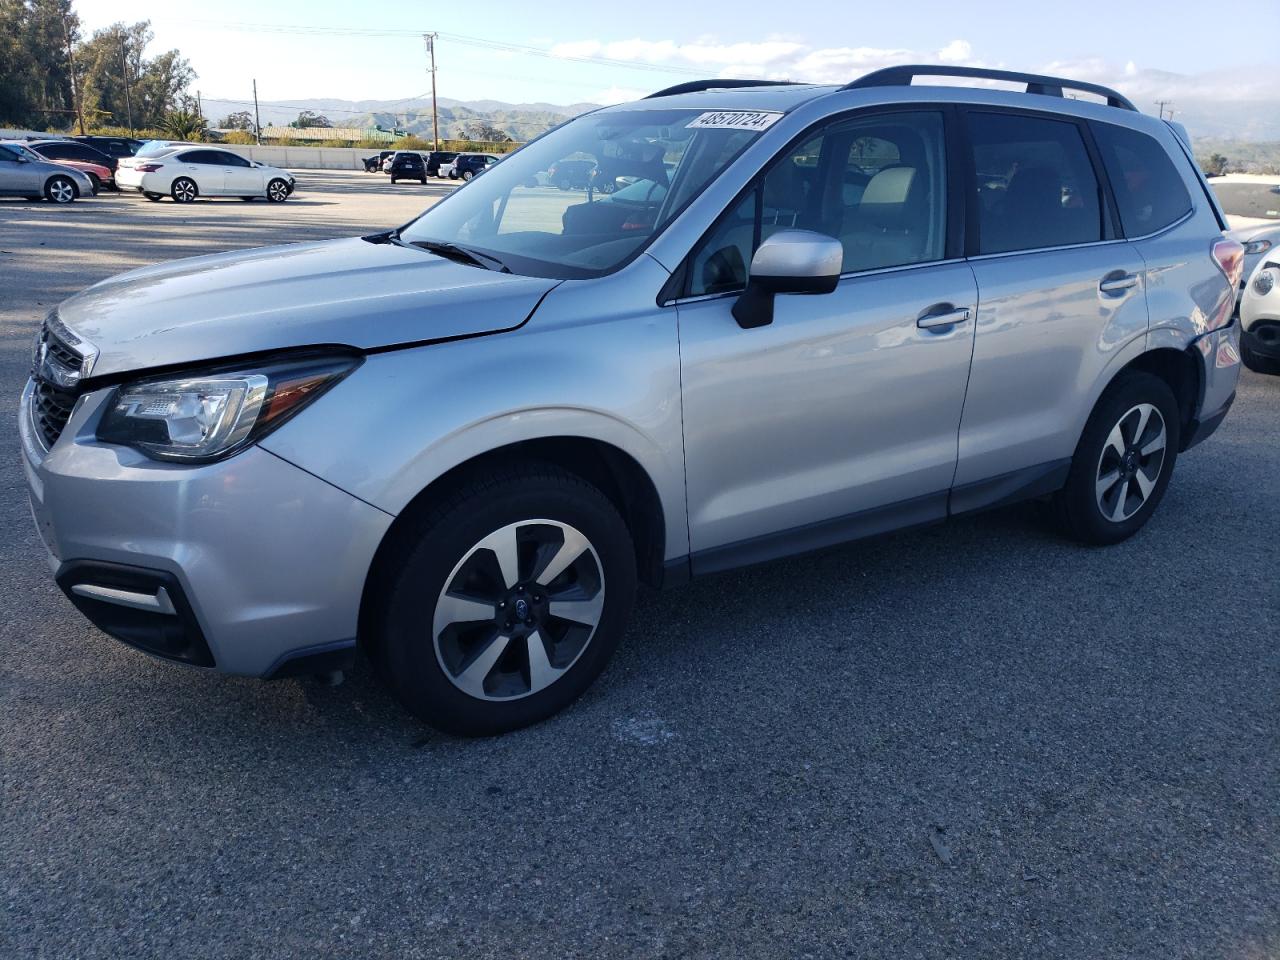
56 237 559 377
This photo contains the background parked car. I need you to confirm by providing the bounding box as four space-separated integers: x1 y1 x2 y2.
116 147 295 203
72 135 144 159
1210 175 1280 301
27 138 118 176
133 140 204 159
363 150 395 172
388 151 428 184
6 141 110 192
0 141 93 202
453 153 499 181
1239 256 1280 374
426 150 458 178
546 157 596 189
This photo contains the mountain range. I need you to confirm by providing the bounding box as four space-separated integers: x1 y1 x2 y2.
202 93 1280 147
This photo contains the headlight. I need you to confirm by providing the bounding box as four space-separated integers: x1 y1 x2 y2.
1242 238 1273 256
1255 269 1276 297
97 355 360 462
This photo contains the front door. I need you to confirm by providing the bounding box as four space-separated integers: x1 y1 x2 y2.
676 109 978 571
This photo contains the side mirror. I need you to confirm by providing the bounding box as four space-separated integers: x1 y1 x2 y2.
731 230 843 329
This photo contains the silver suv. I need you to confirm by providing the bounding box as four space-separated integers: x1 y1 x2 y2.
21 67 1244 734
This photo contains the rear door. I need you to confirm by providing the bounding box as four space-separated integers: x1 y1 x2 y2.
175 150 225 194
953 109 1149 506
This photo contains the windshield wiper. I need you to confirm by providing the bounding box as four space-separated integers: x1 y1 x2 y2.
409 239 511 273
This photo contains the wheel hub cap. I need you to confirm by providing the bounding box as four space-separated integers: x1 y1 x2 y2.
1094 402 1167 523
432 519 605 701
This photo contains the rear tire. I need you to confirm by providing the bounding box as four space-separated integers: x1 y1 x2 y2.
1049 371 1181 545
45 175 77 204
374 464 636 736
240 196 256 201
171 177 197 202
144 192 163 201
462 170 474 181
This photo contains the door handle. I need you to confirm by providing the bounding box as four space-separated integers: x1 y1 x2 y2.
916 306 971 330
1099 272 1139 296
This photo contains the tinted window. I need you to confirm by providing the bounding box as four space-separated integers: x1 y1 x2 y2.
212 151 250 167
969 112 1103 254
0 145 18 161
1092 122 1191 235
688 111 948 296
37 143 76 159
177 150 215 164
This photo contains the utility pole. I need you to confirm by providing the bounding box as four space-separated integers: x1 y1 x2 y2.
425 33 439 150
119 34 134 136
252 79 263 144
60 13 85 135
1154 99 1173 120
196 89 203 133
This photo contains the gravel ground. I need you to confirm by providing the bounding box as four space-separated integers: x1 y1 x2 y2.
1 171 1277 959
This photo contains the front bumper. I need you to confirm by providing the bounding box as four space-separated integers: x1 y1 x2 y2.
20 380 393 677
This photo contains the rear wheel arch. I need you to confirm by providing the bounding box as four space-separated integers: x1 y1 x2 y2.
1119 348 1202 450
357 437 667 659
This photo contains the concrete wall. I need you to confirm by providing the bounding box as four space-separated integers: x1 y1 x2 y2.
216 145 371 170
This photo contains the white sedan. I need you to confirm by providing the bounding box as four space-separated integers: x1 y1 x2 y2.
1240 256 1280 375
117 147 296 203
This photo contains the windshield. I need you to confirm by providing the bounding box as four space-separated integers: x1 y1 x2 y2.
399 108 771 278
1211 178 1280 222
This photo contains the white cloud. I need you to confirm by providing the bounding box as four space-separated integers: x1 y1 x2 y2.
937 39 972 63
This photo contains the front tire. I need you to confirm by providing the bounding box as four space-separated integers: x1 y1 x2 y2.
45 175 77 204
171 177 197 202
375 465 637 736
1050 371 1180 545
1241 337 1280 375
266 178 290 202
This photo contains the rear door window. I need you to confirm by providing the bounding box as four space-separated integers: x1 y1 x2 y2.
968 112 1104 255
1091 122 1192 236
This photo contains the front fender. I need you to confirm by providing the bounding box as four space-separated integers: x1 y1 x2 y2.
259 264 688 561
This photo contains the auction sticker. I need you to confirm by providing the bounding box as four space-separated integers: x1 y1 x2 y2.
686 110 783 132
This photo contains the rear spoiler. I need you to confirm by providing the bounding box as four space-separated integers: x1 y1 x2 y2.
1166 120 1228 232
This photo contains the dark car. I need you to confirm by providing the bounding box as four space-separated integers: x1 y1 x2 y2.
453 153 499 181
363 150 395 173
388 151 427 184
425 151 457 178
547 157 595 190
73 135 144 159
29 138 118 175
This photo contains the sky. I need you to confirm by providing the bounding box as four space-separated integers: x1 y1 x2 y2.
71 0 1276 111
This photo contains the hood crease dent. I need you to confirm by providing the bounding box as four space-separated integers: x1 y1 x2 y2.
57 237 559 377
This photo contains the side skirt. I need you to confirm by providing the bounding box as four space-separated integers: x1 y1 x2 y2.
662 459 1071 585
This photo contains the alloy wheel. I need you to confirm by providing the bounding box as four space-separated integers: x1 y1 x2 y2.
48 178 75 203
432 519 605 702
172 179 196 202
1094 402 1167 523
268 180 288 202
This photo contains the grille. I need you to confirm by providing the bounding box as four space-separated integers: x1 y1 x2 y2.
44 333 81 371
32 379 77 449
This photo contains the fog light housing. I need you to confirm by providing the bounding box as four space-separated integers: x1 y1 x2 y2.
1255 269 1275 297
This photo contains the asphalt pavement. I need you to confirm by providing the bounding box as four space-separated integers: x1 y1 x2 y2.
1 171 1277 959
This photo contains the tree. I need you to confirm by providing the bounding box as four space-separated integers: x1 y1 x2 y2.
291 110 331 128
74 21 194 129
157 95 204 139
1202 153 1229 178
0 0 78 128
218 109 253 130
466 120 511 142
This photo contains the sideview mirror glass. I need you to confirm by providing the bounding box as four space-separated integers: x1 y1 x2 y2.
732 230 843 329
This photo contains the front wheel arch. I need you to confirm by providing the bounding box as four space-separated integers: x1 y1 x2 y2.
357 437 666 664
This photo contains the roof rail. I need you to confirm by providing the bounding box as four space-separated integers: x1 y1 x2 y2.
842 65 1137 111
645 79 802 99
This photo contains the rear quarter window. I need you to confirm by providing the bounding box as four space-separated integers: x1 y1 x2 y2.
1091 122 1192 236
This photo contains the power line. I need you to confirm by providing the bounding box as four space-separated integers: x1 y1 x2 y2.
173 18 711 77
